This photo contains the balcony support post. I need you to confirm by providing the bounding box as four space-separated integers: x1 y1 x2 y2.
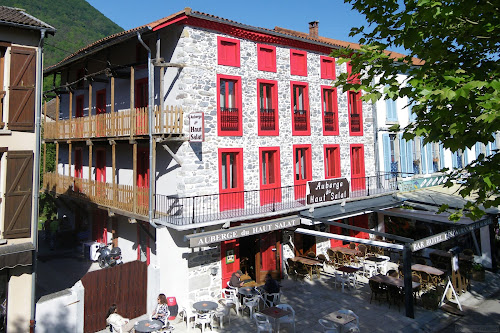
88 80 93 137
69 90 72 137
88 141 93 197
111 140 116 203
111 76 115 136
56 94 60 136
68 142 72 178
133 142 137 214
130 66 135 138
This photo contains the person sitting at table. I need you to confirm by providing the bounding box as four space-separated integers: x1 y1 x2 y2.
229 269 244 288
106 304 135 333
151 293 169 326
263 273 281 305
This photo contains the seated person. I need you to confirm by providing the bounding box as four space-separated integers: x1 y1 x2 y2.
106 304 135 333
152 293 169 326
229 269 244 288
263 273 280 305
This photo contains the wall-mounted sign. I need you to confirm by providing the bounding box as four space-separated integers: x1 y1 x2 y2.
186 217 300 247
306 178 349 205
189 112 204 142
410 218 493 252
225 249 235 264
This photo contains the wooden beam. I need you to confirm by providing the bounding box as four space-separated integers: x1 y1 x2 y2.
111 76 115 115
88 81 93 136
88 144 93 183
153 62 185 68
111 140 116 203
162 144 182 165
133 142 137 214
69 90 73 120
68 143 72 177
55 142 59 175
130 66 135 139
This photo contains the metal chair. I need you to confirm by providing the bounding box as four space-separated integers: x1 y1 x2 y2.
254 313 273 333
276 303 295 333
242 295 260 318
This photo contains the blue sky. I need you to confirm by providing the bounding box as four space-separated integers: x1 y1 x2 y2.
86 0 373 49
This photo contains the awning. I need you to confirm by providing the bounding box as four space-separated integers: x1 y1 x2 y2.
300 195 403 220
397 185 500 215
379 208 487 226
185 216 300 247
0 242 35 270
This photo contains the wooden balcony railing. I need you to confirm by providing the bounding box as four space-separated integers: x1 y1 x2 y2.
43 105 183 140
42 172 149 216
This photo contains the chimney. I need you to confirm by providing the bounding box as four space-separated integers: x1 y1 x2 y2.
309 21 319 38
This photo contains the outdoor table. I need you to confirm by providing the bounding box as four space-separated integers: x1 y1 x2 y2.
365 256 390 274
325 310 356 331
193 300 218 312
411 264 445 276
331 247 361 256
370 274 420 290
134 319 163 333
337 266 359 274
260 306 291 332
291 256 322 279
238 286 259 297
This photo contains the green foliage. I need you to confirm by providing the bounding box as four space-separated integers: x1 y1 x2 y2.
332 0 500 220
2 0 123 68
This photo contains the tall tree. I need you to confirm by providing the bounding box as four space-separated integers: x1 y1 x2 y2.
332 0 500 220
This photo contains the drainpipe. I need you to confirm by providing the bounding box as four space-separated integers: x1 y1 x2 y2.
31 28 46 333
137 31 158 228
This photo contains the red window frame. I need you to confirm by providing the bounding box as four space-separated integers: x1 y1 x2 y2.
320 56 336 80
75 95 84 117
290 81 310 136
217 36 240 67
217 74 242 136
293 144 312 199
348 90 363 136
321 86 339 136
346 61 360 84
324 144 341 179
257 44 276 72
95 148 106 183
350 144 366 191
74 148 83 178
257 79 279 136
290 49 307 76
218 148 244 211
259 147 281 205
96 89 106 137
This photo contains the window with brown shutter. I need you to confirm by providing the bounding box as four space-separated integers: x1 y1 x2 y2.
8 46 36 132
3 151 33 238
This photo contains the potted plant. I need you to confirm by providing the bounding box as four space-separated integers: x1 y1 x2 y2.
421 289 440 310
471 262 485 282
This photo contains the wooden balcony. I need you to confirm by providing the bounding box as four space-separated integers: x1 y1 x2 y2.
43 105 183 140
42 172 149 217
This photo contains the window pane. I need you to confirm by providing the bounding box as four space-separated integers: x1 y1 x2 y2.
222 153 228 189
262 151 268 185
220 80 226 108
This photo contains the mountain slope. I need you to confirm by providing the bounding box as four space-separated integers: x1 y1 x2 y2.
2 0 123 67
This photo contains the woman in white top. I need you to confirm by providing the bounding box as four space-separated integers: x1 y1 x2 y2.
151 294 169 325
106 304 135 333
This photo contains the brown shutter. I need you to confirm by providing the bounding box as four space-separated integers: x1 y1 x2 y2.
4 151 33 238
8 46 36 132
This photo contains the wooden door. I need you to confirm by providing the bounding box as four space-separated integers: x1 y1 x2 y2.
257 232 281 282
8 47 35 132
137 147 149 208
135 79 148 135
4 151 33 238
96 89 106 137
221 239 240 288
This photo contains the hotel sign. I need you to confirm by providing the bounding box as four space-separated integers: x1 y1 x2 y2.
189 112 204 142
306 178 349 205
410 218 494 252
187 217 300 247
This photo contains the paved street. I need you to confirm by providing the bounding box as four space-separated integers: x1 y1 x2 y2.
97 266 500 333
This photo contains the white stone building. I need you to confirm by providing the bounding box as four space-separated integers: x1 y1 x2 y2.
43 8 403 330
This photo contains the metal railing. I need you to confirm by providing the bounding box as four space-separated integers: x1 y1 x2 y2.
259 108 276 131
220 107 239 132
155 173 398 226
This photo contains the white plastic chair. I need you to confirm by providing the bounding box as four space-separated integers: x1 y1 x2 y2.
222 288 240 315
276 304 295 333
213 299 231 329
254 313 273 333
363 261 378 278
264 292 280 308
194 312 213 333
334 272 349 292
227 280 238 290
180 302 197 331
337 309 360 332
348 272 357 289
242 295 260 318
318 319 339 333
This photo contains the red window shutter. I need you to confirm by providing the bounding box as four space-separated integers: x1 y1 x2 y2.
8 47 36 132
258 45 276 72
4 151 33 238
290 50 307 76
218 37 240 67
320 56 336 80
